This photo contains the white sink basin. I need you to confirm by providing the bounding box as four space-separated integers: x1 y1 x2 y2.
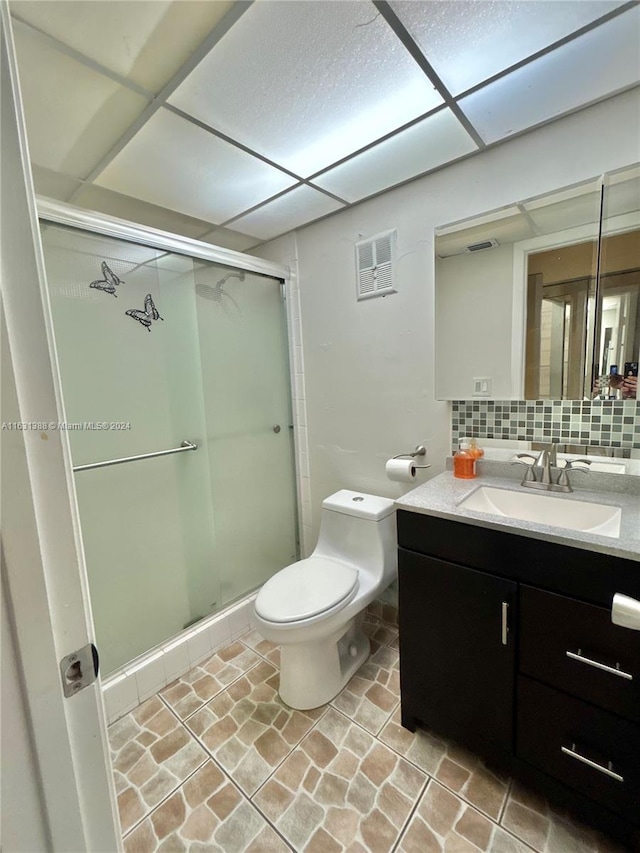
458 486 622 538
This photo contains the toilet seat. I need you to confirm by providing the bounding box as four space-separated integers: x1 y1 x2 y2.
255 557 358 624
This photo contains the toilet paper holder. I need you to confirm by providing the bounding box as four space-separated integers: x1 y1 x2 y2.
393 445 431 470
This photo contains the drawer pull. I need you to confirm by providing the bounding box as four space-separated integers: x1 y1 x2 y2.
561 744 624 783
501 602 509 645
566 650 633 681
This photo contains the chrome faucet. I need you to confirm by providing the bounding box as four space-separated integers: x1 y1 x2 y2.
511 443 591 492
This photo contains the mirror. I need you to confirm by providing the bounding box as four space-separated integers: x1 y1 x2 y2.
435 165 639 401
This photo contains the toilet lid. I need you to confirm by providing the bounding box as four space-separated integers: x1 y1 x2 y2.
255 557 358 623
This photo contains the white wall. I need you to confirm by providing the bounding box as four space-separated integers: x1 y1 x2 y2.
256 89 640 546
435 244 515 399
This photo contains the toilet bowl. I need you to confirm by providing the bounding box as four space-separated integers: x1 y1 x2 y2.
252 490 397 710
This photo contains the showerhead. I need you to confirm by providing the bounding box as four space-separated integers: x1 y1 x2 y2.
216 270 245 287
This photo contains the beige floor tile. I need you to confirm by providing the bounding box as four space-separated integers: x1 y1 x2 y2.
378 708 509 820
186 660 325 796
253 707 427 851
397 780 515 853
123 760 290 853
378 706 449 775
160 641 262 719
241 629 281 667
108 696 208 833
331 646 400 735
502 781 629 853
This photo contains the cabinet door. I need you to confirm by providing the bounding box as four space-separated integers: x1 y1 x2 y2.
399 549 516 752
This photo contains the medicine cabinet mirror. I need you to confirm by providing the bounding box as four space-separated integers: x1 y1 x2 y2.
434 164 639 401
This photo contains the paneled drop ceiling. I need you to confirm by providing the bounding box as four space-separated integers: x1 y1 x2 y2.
10 0 640 251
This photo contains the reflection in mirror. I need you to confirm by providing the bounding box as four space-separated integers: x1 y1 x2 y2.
594 167 640 400
435 165 639 401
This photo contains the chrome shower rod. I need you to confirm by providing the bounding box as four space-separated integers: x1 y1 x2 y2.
72 440 197 473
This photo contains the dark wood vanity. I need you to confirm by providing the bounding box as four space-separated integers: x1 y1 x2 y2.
397 509 640 848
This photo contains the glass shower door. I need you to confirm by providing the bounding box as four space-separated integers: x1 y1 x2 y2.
42 224 219 674
40 222 298 676
194 262 299 605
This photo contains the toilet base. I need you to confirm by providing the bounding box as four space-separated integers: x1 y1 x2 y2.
278 616 370 710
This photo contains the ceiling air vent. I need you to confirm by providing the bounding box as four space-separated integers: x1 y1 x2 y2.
464 238 499 253
355 230 397 300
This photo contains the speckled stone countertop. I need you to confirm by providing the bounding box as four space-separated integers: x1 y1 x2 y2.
395 460 640 563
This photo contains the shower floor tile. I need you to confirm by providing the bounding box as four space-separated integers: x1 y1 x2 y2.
110 613 626 853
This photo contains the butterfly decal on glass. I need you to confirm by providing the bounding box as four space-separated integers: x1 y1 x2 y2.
89 261 124 297
125 294 164 332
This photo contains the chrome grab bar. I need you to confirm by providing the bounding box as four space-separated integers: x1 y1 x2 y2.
73 440 197 472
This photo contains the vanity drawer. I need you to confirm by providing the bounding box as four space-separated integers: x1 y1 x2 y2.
520 586 640 723
517 677 640 821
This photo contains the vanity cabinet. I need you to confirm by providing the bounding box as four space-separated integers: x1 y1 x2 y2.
397 509 640 846
399 550 516 754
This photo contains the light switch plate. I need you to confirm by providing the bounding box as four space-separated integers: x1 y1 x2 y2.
473 377 492 396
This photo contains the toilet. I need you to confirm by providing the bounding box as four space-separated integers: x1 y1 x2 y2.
252 490 397 710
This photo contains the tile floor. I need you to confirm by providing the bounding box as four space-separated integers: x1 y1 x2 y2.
109 604 627 853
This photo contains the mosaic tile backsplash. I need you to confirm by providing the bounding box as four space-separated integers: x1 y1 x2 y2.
451 400 640 451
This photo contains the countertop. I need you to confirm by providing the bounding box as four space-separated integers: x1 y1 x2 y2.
395 461 640 563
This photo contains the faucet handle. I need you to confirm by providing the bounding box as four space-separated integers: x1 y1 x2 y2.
511 458 536 482
556 463 590 489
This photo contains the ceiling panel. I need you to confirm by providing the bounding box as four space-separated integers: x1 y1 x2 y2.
390 0 626 96
169 0 443 178
13 24 149 178
10 0 234 93
228 186 346 241
458 6 640 144
95 109 297 224
313 109 477 203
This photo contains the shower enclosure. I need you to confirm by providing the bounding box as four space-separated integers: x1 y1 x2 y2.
39 211 299 675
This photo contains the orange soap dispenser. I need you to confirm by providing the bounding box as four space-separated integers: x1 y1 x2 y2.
453 439 476 479
468 437 484 460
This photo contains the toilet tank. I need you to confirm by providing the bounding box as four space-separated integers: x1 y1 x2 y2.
314 490 397 583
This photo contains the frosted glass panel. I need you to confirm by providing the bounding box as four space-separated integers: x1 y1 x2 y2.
230 185 345 241
194 264 298 603
313 109 477 203
96 109 296 224
41 224 298 674
458 7 640 144
169 0 443 176
391 0 625 96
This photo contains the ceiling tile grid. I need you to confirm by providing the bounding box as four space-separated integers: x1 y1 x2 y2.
10 0 640 247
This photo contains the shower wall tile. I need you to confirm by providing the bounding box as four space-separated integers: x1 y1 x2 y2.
103 673 139 722
186 627 214 668
131 654 168 703
163 643 192 683
451 400 640 451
